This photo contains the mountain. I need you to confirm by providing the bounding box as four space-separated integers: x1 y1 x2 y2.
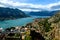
47 10 60 40
48 10 60 23
34 10 60 40
29 10 59 16
0 7 29 21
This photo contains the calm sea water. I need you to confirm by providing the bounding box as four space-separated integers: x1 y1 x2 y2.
0 16 50 29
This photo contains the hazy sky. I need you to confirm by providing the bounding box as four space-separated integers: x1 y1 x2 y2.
0 0 60 11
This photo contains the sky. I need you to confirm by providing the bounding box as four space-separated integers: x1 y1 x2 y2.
0 0 60 11
13 0 59 5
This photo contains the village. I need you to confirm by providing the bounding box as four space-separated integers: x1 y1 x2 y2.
0 19 45 40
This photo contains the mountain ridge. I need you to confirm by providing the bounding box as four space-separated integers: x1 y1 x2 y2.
28 10 59 16
0 7 29 21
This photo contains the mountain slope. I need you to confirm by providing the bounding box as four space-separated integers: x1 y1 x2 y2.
0 7 29 21
29 11 58 16
48 10 60 23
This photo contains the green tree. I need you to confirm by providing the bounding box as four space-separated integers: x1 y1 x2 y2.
24 35 31 40
44 19 51 32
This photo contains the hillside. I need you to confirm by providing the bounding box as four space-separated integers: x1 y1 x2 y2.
31 11 60 40
29 11 58 16
0 7 29 21
39 11 60 40
47 11 60 40
48 11 60 23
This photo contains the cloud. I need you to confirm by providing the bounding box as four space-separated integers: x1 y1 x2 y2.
19 8 41 12
48 1 60 8
0 0 60 11
0 4 5 7
46 1 60 10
